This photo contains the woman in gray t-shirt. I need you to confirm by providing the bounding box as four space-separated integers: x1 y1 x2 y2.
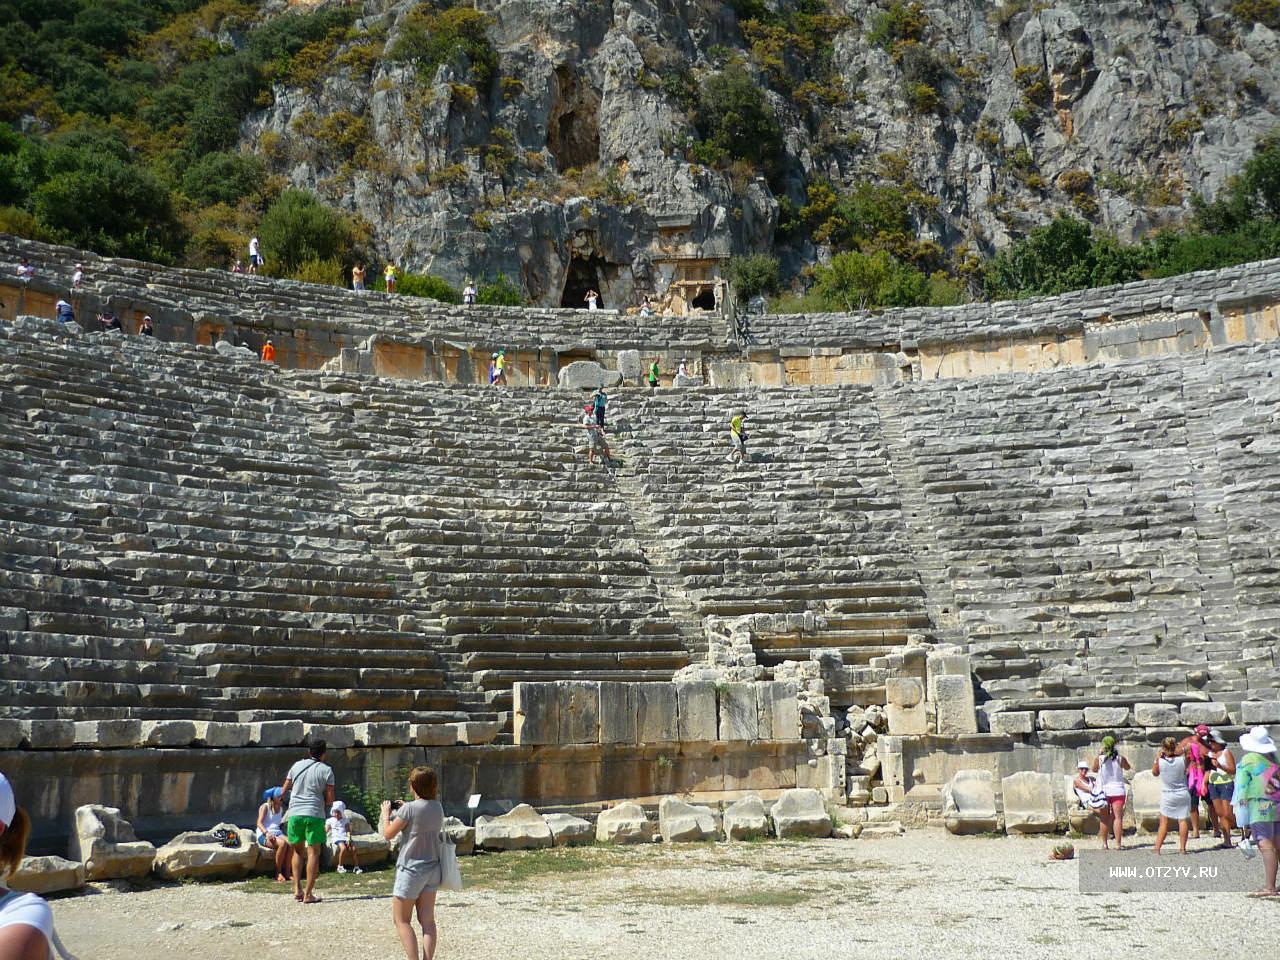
381 765 445 960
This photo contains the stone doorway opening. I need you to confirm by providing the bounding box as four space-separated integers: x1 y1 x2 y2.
691 287 716 310
560 256 606 308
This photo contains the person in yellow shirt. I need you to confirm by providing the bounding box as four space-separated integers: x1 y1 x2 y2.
729 412 746 463
384 263 397 293
495 349 507 385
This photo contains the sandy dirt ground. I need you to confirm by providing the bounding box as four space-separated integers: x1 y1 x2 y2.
48 833 1278 960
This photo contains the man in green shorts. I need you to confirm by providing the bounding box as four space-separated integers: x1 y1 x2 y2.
282 739 335 904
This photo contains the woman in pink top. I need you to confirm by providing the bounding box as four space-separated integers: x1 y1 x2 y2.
1091 735 1131 849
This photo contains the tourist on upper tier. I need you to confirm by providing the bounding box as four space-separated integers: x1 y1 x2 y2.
1207 728 1237 848
677 358 688 379
584 288 599 311
648 357 660 391
248 236 261 275
352 263 365 292
262 339 276 364
463 279 477 305
1091 735 1131 848
232 260 245 274
640 295 653 318
488 353 498 386
0 772 76 960
1179 724 1215 838
1153 736 1192 855
98 311 121 333
14 259 32 279
71 263 83 290
384 263 397 294
256 786 291 882
592 386 607 429
282 739 335 904
1235 726 1280 895
380 765 445 960
138 315 154 337
494 349 507 385
326 801 361 875
54 299 74 325
1073 760 1113 848
729 411 747 464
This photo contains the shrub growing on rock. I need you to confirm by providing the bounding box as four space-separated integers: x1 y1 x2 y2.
257 189 358 277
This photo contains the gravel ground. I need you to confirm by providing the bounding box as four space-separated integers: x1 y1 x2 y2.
49 833 1278 960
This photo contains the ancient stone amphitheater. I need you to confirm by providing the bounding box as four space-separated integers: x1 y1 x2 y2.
4 233 1280 848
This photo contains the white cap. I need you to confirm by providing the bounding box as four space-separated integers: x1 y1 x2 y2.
330 800 345 814
0 772 15 829
1076 760 1090 769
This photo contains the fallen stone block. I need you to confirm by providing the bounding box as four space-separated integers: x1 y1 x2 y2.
443 817 475 856
557 360 622 390
595 802 656 844
942 770 998 835
1131 771 1161 831
723 796 770 841
1001 772 1057 834
475 804 553 851
68 805 156 880
153 824 258 880
658 797 717 843
544 813 594 847
9 856 85 895
769 788 831 839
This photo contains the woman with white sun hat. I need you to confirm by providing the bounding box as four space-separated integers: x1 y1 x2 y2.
1235 726 1280 897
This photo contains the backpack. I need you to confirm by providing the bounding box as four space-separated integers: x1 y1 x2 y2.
211 827 241 848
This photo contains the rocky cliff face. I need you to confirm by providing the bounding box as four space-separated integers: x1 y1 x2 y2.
243 0 1280 305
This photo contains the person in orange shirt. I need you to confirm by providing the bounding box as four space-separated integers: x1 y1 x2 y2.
262 339 276 363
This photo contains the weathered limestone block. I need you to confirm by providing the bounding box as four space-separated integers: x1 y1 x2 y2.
68 805 155 880
322 813 391 868
9 856 85 895
353 721 411 747
250 720 306 747
25 720 74 749
942 770 998 834
1133 703 1179 727
599 682 638 744
675 682 717 742
456 721 500 745
1084 707 1130 728
616 349 643 381
193 721 251 747
1242 701 1280 724
443 817 475 856
723 796 770 840
73 719 141 748
991 712 1034 736
658 797 717 843
885 677 928 735
636 683 679 743
557 360 622 390
1002 772 1057 834
933 674 978 736
595 802 656 844
513 682 559 746
475 804 553 851
1179 702 1228 725
544 813 594 847
1131 771 1161 831
757 681 800 740
153 824 258 880
718 683 759 741
303 723 356 749
1039 710 1086 731
769 788 831 839
141 720 197 747
558 681 601 745
413 723 459 747
0 719 24 749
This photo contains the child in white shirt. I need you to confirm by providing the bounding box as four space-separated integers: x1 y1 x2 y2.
325 801 361 874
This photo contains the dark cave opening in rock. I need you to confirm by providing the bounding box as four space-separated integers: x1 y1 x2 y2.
561 256 605 308
547 66 600 171
691 288 716 310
